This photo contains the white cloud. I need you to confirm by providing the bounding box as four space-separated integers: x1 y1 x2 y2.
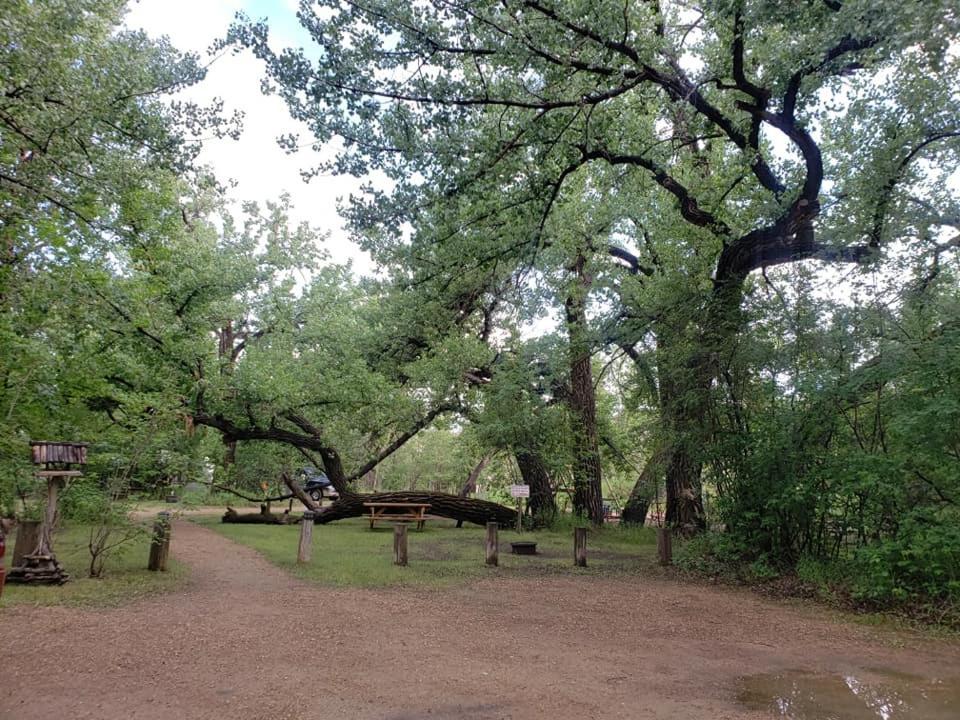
125 0 374 274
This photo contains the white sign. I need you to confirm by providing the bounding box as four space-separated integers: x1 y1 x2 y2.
510 484 530 498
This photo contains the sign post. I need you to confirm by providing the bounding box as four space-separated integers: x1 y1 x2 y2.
510 484 530 533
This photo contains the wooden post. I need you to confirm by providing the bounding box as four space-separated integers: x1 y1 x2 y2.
574 527 587 567
657 527 672 566
148 512 171 571
516 498 522 533
393 523 408 566
485 522 498 566
298 510 315 564
158 511 172 571
36 477 61 556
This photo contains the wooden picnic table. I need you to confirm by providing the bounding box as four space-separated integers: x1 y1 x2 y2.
362 502 432 531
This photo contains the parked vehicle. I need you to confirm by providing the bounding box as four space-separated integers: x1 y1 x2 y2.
297 467 339 501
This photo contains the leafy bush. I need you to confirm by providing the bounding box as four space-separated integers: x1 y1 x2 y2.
674 532 732 577
852 509 960 604
60 478 110 522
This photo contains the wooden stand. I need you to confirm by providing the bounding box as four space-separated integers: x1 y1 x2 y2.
8 441 88 586
574 527 587 567
7 475 72 585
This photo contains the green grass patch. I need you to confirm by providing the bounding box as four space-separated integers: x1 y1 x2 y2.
200 516 658 589
1 523 186 608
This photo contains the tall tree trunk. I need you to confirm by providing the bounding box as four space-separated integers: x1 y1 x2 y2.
223 438 237 468
218 320 237 468
459 454 492 497
456 454 492 527
620 448 666 526
514 450 556 525
655 280 746 531
656 339 708 532
565 251 604 525
316 446 352 496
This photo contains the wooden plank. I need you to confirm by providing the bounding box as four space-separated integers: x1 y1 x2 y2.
29 441 89 466
34 470 84 477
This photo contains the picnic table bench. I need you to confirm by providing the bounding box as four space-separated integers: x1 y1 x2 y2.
362 502 432 530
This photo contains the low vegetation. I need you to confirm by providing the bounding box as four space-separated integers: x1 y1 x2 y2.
1 523 185 608
202 517 657 590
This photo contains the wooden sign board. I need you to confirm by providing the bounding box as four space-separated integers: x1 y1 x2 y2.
510 484 530 498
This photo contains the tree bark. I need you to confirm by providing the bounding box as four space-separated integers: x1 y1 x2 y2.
656 348 708 532
313 491 517 528
565 251 604 525
458 454 492 497
655 279 747 532
218 320 238 468
456 453 492 528
620 449 666 526
514 450 556 525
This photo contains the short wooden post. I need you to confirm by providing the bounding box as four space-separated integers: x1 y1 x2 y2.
485 522 499 566
657 527 672 566
297 511 315 564
393 523 408 566
148 512 171 571
158 511 172 570
574 527 587 567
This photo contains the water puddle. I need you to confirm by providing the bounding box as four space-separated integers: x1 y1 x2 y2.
736 668 960 719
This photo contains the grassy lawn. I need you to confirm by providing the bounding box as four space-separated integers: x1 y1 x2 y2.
201 515 659 589
1 523 186 608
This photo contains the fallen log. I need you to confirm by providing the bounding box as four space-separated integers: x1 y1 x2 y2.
222 506 298 525
313 491 518 528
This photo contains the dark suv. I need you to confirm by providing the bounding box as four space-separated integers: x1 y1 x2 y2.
297 467 339 502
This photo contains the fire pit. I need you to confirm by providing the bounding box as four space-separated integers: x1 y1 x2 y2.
510 541 538 555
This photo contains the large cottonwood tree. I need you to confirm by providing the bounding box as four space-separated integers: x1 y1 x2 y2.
235 0 960 529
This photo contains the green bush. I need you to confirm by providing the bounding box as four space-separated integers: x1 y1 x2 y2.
852 509 960 604
60 478 110 522
674 532 732 577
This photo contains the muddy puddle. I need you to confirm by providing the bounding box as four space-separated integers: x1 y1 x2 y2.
737 668 960 719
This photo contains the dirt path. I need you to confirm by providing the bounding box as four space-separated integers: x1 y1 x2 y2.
1 521 957 720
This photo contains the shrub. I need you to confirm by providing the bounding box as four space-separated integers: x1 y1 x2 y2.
852 509 960 604
60 478 110 522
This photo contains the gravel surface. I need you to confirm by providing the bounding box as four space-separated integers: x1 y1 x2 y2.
1 520 957 719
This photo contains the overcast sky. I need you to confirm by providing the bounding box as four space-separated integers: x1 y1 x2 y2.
125 0 375 274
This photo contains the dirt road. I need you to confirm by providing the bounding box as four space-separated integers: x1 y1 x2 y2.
1 521 956 719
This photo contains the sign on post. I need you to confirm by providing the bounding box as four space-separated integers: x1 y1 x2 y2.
510 485 529 533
